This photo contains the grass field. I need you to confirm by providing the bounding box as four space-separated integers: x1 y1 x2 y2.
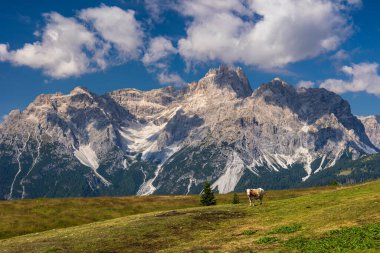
0 180 379 252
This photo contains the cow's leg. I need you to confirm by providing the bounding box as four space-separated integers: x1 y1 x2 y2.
260 197 263 205
248 196 252 206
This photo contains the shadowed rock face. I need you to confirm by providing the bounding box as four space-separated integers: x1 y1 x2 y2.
254 79 376 151
0 66 378 199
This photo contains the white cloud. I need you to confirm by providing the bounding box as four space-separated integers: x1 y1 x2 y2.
157 72 186 86
11 13 100 78
297 80 315 89
144 0 173 23
0 44 9 61
0 6 143 78
346 0 362 8
142 37 184 86
331 49 350 62
79 5 143 59
320 62 380 95
142 37 177 66
177 0 358 69
0 1 363 81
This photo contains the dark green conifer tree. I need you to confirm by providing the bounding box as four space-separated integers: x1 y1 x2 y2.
200 181 216 206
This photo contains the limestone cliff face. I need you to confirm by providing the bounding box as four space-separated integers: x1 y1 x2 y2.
0 66 378 199
359 115 380 149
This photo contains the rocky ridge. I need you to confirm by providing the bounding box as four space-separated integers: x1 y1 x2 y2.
0 66 379 199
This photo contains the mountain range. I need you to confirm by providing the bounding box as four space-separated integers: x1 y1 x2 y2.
1 65 379 199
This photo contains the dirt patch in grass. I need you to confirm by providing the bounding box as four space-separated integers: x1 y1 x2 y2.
191 210 246 222
155 211 185 217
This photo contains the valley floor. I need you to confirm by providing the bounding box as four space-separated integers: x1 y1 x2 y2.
0 180 379 252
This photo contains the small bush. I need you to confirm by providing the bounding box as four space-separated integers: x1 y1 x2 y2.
232 193 240 204
256 236 280 244
200 181 216 206
269 224 302 234
242 229 257 235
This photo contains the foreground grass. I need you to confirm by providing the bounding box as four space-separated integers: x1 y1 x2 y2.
0 180 379 252
285 222 380 252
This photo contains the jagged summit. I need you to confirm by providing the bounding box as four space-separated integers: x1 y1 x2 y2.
70 86 93 96
271 77 288 84
192 65 253 98
252 78 296 103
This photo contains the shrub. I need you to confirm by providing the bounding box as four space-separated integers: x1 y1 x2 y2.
256 236 279 244
232 193 240 204
242 229 257 235
200 181 216 206
269 224 302 234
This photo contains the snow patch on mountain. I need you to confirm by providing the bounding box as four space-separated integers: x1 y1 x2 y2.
314 154 327 174
74 144 111 186
212 151 245 194
136 165 163 196
119 122 163 153
8 132 30 200
295 147 314 181
185 175 196 195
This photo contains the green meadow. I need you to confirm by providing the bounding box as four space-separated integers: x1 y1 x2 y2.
0 180 379 252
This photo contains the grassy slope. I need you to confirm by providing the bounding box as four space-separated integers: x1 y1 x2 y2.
0 186 335 240
0 180 379 252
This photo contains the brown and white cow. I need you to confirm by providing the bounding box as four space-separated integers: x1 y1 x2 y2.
246 188 265 206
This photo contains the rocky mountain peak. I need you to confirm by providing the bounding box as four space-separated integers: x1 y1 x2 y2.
70 86 93 96
252 78 297 107
193 65 253 98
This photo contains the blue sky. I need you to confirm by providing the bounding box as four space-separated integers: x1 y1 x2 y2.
0 0 380 119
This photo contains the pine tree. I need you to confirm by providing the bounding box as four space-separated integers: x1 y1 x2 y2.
200 181 216 206
232 193 240 204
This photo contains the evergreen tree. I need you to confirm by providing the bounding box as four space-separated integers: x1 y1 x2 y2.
232 193 240 204
200 181 216 206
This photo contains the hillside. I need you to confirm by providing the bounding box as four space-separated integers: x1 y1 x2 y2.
0 180 379 252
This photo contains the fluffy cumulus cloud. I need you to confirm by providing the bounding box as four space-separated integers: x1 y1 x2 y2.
142 36 184 86
0 13 97 78
0 5 143 78
177 0 359 69
0 44 9 61
79 5 143 59
0 1 363 82
157 72 185 86
142 37 177 67
320 62 380 96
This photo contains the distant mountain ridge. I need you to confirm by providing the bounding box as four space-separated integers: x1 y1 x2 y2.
0 65 379 199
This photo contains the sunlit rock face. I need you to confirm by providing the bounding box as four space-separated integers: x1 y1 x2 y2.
0 66 378 199
359 115 380 149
